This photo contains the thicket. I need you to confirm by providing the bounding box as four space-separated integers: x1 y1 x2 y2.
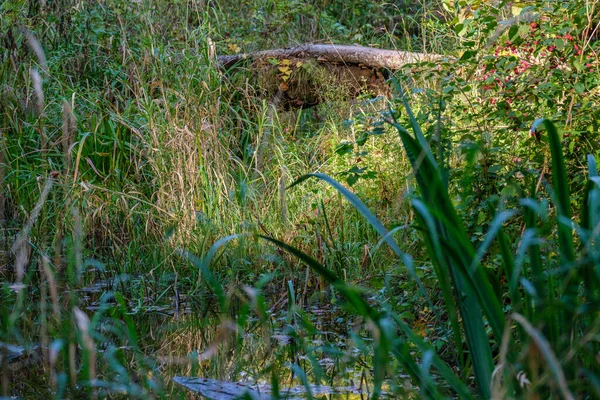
1 0 599 398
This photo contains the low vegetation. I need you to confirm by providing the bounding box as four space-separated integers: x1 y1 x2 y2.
1 0 599 398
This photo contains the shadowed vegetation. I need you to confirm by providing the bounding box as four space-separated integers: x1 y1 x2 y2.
1 0 600 398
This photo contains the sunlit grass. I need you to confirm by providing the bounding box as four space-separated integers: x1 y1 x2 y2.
2 0 600 398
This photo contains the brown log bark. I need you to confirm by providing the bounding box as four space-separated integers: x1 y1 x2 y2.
217 43 449 70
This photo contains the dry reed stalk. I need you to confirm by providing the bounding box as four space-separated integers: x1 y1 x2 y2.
39 260 49 371
21 26 47 73
278 168 288 226
62 100 76 169
72 208 83 282
68 342 76 390
30 67 44 116
254 89 284 177
196 320 237 362
49 338 60 390
490 322 514 399
42 256 61 322
73 307 96 394
0 133 5 265
1 346 7 397
12 178 54 286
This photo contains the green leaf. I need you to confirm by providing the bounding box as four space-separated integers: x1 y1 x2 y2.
348 166 364 174
335 142 353 156
530 119 575 262
346 174 359 186
508 25 519 41
460 50 477 61
356 132 368 146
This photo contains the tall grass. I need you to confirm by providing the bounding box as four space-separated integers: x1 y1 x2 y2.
4 0 598 398
1 1 415 397
248 89 600 397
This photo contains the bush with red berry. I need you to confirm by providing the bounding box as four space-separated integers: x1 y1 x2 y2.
399 0 599 216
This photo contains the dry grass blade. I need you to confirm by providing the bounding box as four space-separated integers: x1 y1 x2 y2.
21 26 48 73
62 100 76 167
41 256 60 322
11 179 54 285
512 313 574 400
73 307 96 391
29 68 44 116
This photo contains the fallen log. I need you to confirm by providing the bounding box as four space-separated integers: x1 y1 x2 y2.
218 44 450 108
218 43 448 70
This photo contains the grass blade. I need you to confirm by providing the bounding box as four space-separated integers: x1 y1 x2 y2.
397 126 505 340
512 313 575 400
411 200 463 370
177 234 246 309
257 235 384 397
531 119 577 346
390 77 437 169
531 119 574 263
288 173 434 312
257 234 474 399
391 94 508 398
392 315 476 400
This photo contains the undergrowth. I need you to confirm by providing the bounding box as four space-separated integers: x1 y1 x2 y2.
1 0 599 398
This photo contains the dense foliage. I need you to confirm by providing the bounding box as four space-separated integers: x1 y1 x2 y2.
1 0 599 398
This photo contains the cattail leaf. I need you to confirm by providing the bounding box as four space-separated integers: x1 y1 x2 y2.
588 155 598 177
475 210 516 263
520 199 547 323
411 199 462 364
580 156 600 297
390 77 437 168
392 95 508 398
288 173 434 312
257 234 375 318
532 119 575 262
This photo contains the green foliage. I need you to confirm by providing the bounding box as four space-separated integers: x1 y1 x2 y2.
2 0 600 398
273 94 600 397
